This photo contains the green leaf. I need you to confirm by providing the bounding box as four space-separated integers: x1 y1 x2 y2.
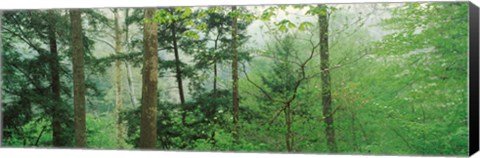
196 23 208 31
181 7 192 18
278 25 287 32
183 31 199 39
298 21 313 31
287 22 296 29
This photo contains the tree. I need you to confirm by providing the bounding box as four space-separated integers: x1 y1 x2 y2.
377 2 469 155
195 7 234 97
167 8 188 126
0 4 470 156
113 8 126 149
317 4 337 152
139 8 158 149
123 9 138 108
230 6 240 144
153 7 197 126
70 9 87 147
47 10 66 147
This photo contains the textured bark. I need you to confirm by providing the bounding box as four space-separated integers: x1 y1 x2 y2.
113 8 125 149
318 4 337 152
70 9 86 148
231 6 240 143
47 10 65 147
139 8 158 149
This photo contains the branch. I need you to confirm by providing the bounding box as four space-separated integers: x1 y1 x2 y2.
3 17 48 56
10 63 44 91
241 62 282 103
284 37 320 104
261 38 322 126
312 48 370 72
34 125 48 146
254 53 303 67
95 38 115 50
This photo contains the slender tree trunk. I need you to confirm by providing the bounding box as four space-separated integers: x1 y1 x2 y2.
48 10 65 147
125 62 136 107
70 9 86 148
213 30 220 98
318 4 336 152
123 9 137 108
231 6 240 144
213 62 218 94
169 10 186 125
113 8 125 149
209 30 221 146
34 125 48 146
139 8 158 149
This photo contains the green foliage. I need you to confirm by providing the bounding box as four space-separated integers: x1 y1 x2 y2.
86 113 125 149
2 3 469 156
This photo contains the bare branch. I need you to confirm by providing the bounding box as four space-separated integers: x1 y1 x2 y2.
95 38 115 50
241 62 282 103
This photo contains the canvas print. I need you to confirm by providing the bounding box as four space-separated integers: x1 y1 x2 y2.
0 2 471 156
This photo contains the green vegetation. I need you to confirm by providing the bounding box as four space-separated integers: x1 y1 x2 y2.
1 2 469 156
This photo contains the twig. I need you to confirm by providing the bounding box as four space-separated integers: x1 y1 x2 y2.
34 125 48 146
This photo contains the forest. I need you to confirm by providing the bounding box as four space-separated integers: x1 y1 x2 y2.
0 2 469 156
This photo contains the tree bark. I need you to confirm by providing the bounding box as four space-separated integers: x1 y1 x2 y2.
231 6 240 144
70 9 86 148
318 4 337 152
113 8 125 149
139 8 158 149
48 10 65 147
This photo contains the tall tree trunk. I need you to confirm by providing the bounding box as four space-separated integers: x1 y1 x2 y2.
70 9 86 148
169 9 186 125
139 8 158 149
231 6 240 144
318 4 336 152
209 30 221 146
48 10 65 147
113 8 125 149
